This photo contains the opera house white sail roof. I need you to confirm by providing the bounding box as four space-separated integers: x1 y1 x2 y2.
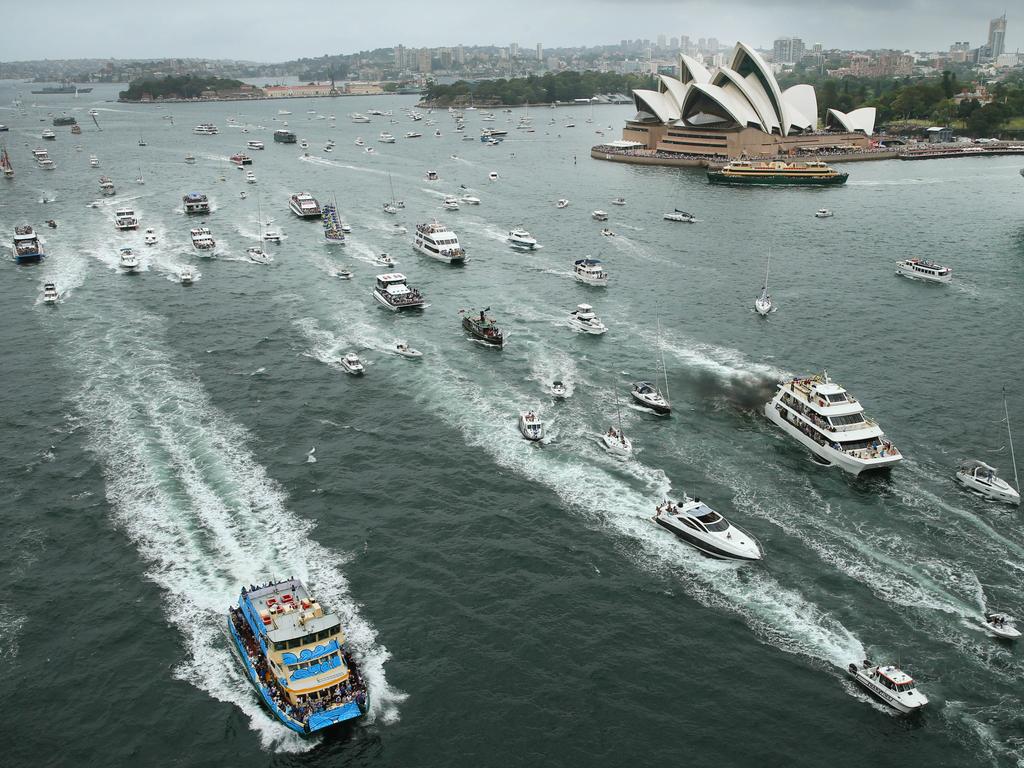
631 42 876 137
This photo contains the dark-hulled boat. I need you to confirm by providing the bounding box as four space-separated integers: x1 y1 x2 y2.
462 308 504 347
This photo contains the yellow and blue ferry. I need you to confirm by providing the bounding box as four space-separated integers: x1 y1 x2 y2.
228 578 369 734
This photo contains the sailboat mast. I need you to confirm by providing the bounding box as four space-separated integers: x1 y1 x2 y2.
658 319 670 405
765 248 771 292
1005 388 1020 492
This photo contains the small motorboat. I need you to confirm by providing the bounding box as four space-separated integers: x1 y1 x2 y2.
246 246 272 264
815 208 834 218
631 381 670 414
340 352 365 375
488 171 499 181
394 341 423 359
983 612 1022 640
600 228 615 237
179 267 195 285
847 661 928 714
592 210 608 221
239 191 248 199
354 137 365 146
550 380 567 399
442 196 460 211
664 210 696 223
518 411 544 442
611 197 626 206
425 170 439 181
567 303 607 335
119 247 140 273
42 282 58 304
333 267 354 280
263 230 282 244
375 253 395 267
144 228 157 245
300 141 310 149
653 497 762 561
184 154 196 165
556 199 569 209
46 219 57 229
601 427 632 458
340 223 352 234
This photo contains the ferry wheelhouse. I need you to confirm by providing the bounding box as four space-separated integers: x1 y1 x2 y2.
707 160 848 186
13 225 45 264
228 578 369 735
414 220 465 264
289 192 321 219
373 273 426 311
183 192 210 214
764 371 901 475
895 258 952 284
273 129 297 143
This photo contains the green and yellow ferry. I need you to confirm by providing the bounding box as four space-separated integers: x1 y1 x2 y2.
228 578 369 734
707 160 848 186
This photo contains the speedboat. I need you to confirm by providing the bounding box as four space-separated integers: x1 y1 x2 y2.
263 230 282 244
815 208 834 218
653 497 763 561
567 303 608 335
600 228 616 237
611 197 626 206
89 155 99 168
507 228 538 250
406 131 422 139
895 258 952 284
184 154 196 165
375 253 395 267
518 411 544 442
488 171 499 181
379 132 396 143
956 460 1020 505
179 267 195 285
425 170 439 180
664 210 696 223
592 210 609 221
556 199 569 208
246 246 272 264
982 613 1022 640
631 381 670 414
847 661 928 714
354 137 365 146
119 247 140 273
394 341 423 359
340 353 365 375
574 258 608 287
442 196 460 211
601 427 632 457
461 194 480 205
144 228 157 245
42 282 58 304
550 380 567 399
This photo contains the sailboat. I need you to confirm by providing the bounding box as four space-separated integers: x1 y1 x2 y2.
956 389 1020 505
602 388 633 457
322 195 346 243
91 112 101 131
136 165 145 184
382 172 404 214
246 200 272 264
1 144 13 178
755 250 773 316
630 321 672 415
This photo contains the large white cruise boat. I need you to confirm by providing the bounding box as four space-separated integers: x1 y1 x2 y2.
193 123 219 135
413 220 465 264
190 227 216 254
289 192 321 219
895 258 952 283
764 372 901 475
114 207 139 230
372 273 426 311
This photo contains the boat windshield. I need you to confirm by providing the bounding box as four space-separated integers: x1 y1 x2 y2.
689 504 730 531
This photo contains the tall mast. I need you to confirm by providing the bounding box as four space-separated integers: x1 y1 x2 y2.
1005 387 1019 493
658 318 670 406
765 247 771 292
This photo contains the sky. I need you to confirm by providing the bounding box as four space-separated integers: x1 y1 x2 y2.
4 0 1019 62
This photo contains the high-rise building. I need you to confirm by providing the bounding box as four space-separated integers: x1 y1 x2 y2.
707 37 719 54
773 37 805 64
669 36 679 50
536 43 543 62
439 48 453 68
417 48 432 73
988 14 1007 58
698 37 707 51
394 45 405 68
510 42 519 59
456 45 465 65
657 34 667 49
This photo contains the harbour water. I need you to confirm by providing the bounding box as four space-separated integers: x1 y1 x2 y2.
2 82 1024 767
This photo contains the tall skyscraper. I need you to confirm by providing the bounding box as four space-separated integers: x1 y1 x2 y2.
536 43 543 62
417 49 432 73
988 14 1007 58
773 37 805 64
510 42 519 59
707 37 719 54
456 44 465 65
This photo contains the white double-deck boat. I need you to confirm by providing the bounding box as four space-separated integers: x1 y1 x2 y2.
896 258 952 283
340 353 365 375
118 247 140 273
289 192 321 219
373 273 426 311
99 176 115 195
247 140 265 150
442 196 460 211
144 228 157 245
983 613 1021 640
574 258 608 286
183 192 210 214
507 228 538 250
414 220 465 264
567 303 607 335
42 282 58 304
518 411 544 442
592 210 608 221
114 207 139 231
41 129 55 140
764 372 901 475
848 661 928 714
378 132 396 143
193 123 218 135
653 497 763 561
190 227 216 254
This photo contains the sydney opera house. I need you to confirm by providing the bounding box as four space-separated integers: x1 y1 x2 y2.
614 42 876 160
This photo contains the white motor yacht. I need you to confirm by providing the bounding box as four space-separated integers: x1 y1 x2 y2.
600 427 632 458
350 113 371 123
375 253 395 267
592 210 608 221
42 282 58 304
144 228 157 246
333 267 354 280
847 661 928 714
550 380 568 399
488 171 499 181
114 207 139 230
631 381 671 414
406 131 422 139
179 267 195 285
263 230 282 244
245 171 257 184
653 497 763 561
414 220 465 264
567 303 608 335
442 196 460 211
340 353 365 375
394 341 423 359
518 411 544 442
354 137 365 146
574 258 608 287
956 460 1019 505
507 228 538 250
664 210 696 223
89 155 99 168
764 372 902 475
556 199 570 208
247 140 265 150
461 194 480 205
425 170 438 180
379 132 396 143
896 258 952 283
119 247 140 273
982 613 1021 640
815 208 833 218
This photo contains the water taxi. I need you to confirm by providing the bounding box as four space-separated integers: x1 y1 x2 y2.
228 579 369 734
848 661 927 714
707 160 848 186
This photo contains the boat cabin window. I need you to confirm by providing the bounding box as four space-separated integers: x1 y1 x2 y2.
824 393 848 403
829 413 864 427
694 510 729 532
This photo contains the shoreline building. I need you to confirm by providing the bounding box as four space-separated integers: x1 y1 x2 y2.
616 43 874 159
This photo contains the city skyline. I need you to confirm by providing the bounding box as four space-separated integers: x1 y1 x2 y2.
4 0 1020 62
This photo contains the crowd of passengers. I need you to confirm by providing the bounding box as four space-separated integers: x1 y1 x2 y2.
230 607 368 726
775 404 896 458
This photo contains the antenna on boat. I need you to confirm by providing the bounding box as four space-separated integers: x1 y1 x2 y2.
1004 387 1020 494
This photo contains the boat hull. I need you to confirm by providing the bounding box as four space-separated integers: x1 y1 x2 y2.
631 392 670 414
462 317 502 347
708 171 848 186
373 290 424 311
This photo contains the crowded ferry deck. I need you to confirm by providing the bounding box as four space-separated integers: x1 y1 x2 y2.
228 578 368 734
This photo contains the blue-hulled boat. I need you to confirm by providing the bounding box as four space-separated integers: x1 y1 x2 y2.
228 578 369 734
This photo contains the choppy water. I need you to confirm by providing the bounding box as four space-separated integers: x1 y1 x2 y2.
2 82 1024 768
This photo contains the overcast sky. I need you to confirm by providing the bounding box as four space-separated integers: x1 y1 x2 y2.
5 0 1019 61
